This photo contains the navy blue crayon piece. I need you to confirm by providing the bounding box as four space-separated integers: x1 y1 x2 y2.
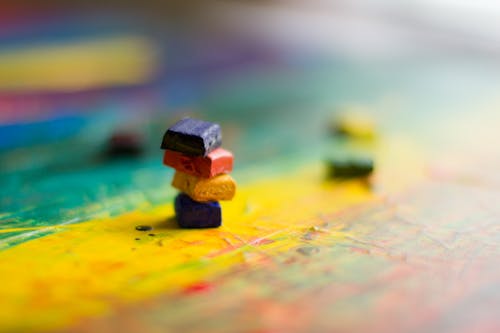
161 118 222 156
174 193 222 228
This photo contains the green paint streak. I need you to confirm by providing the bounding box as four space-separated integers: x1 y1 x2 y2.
0 230 56 250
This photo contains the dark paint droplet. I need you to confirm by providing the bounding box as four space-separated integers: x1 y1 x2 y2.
135 238 140 241
148 233 155 237
136 225 153 231
297 246 320 256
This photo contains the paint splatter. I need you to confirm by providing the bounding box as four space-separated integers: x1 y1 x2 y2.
135 225 153 232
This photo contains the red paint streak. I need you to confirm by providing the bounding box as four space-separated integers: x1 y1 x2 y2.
180 239 205 245
283 257 297 265
351 247 370 255
206 244 239 258
182 282 214 295
207 237 274 258
251 238 275 246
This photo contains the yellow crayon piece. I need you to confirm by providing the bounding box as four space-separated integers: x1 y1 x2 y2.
331 109 377 141
172 171 236 202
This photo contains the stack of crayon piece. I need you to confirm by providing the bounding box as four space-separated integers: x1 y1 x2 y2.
161 118 236 228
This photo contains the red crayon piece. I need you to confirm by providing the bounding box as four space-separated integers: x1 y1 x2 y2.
163 148 233 178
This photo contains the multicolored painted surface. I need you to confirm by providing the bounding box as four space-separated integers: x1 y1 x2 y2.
2 98 500 333
1 7 500 332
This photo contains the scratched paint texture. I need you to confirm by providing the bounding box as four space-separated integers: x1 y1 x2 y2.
0 126 423 332
2 120 500 333
2 61 500 333
69 182 500 333
0 166 371 331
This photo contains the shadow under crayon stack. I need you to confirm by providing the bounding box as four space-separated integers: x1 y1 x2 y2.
161 118 236 228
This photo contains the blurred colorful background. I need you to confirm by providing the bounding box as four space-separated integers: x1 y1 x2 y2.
1 1 500 332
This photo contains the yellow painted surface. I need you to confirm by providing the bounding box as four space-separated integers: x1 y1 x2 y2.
0 134 425 332
0 165 372 332
172 171 237 202
0 36 159 92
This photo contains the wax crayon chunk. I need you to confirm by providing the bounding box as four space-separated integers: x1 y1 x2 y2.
160 118 221 156
174 193 221 228
327 157 374 179
172 171 236 202
163 148 233 178
107 131 144 157
330 113 376 141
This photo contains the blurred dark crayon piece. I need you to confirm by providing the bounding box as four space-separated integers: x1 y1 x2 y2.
106 131 144 157
326 157 374 179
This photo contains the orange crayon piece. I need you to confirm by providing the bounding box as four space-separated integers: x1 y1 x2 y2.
172 171 236 202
